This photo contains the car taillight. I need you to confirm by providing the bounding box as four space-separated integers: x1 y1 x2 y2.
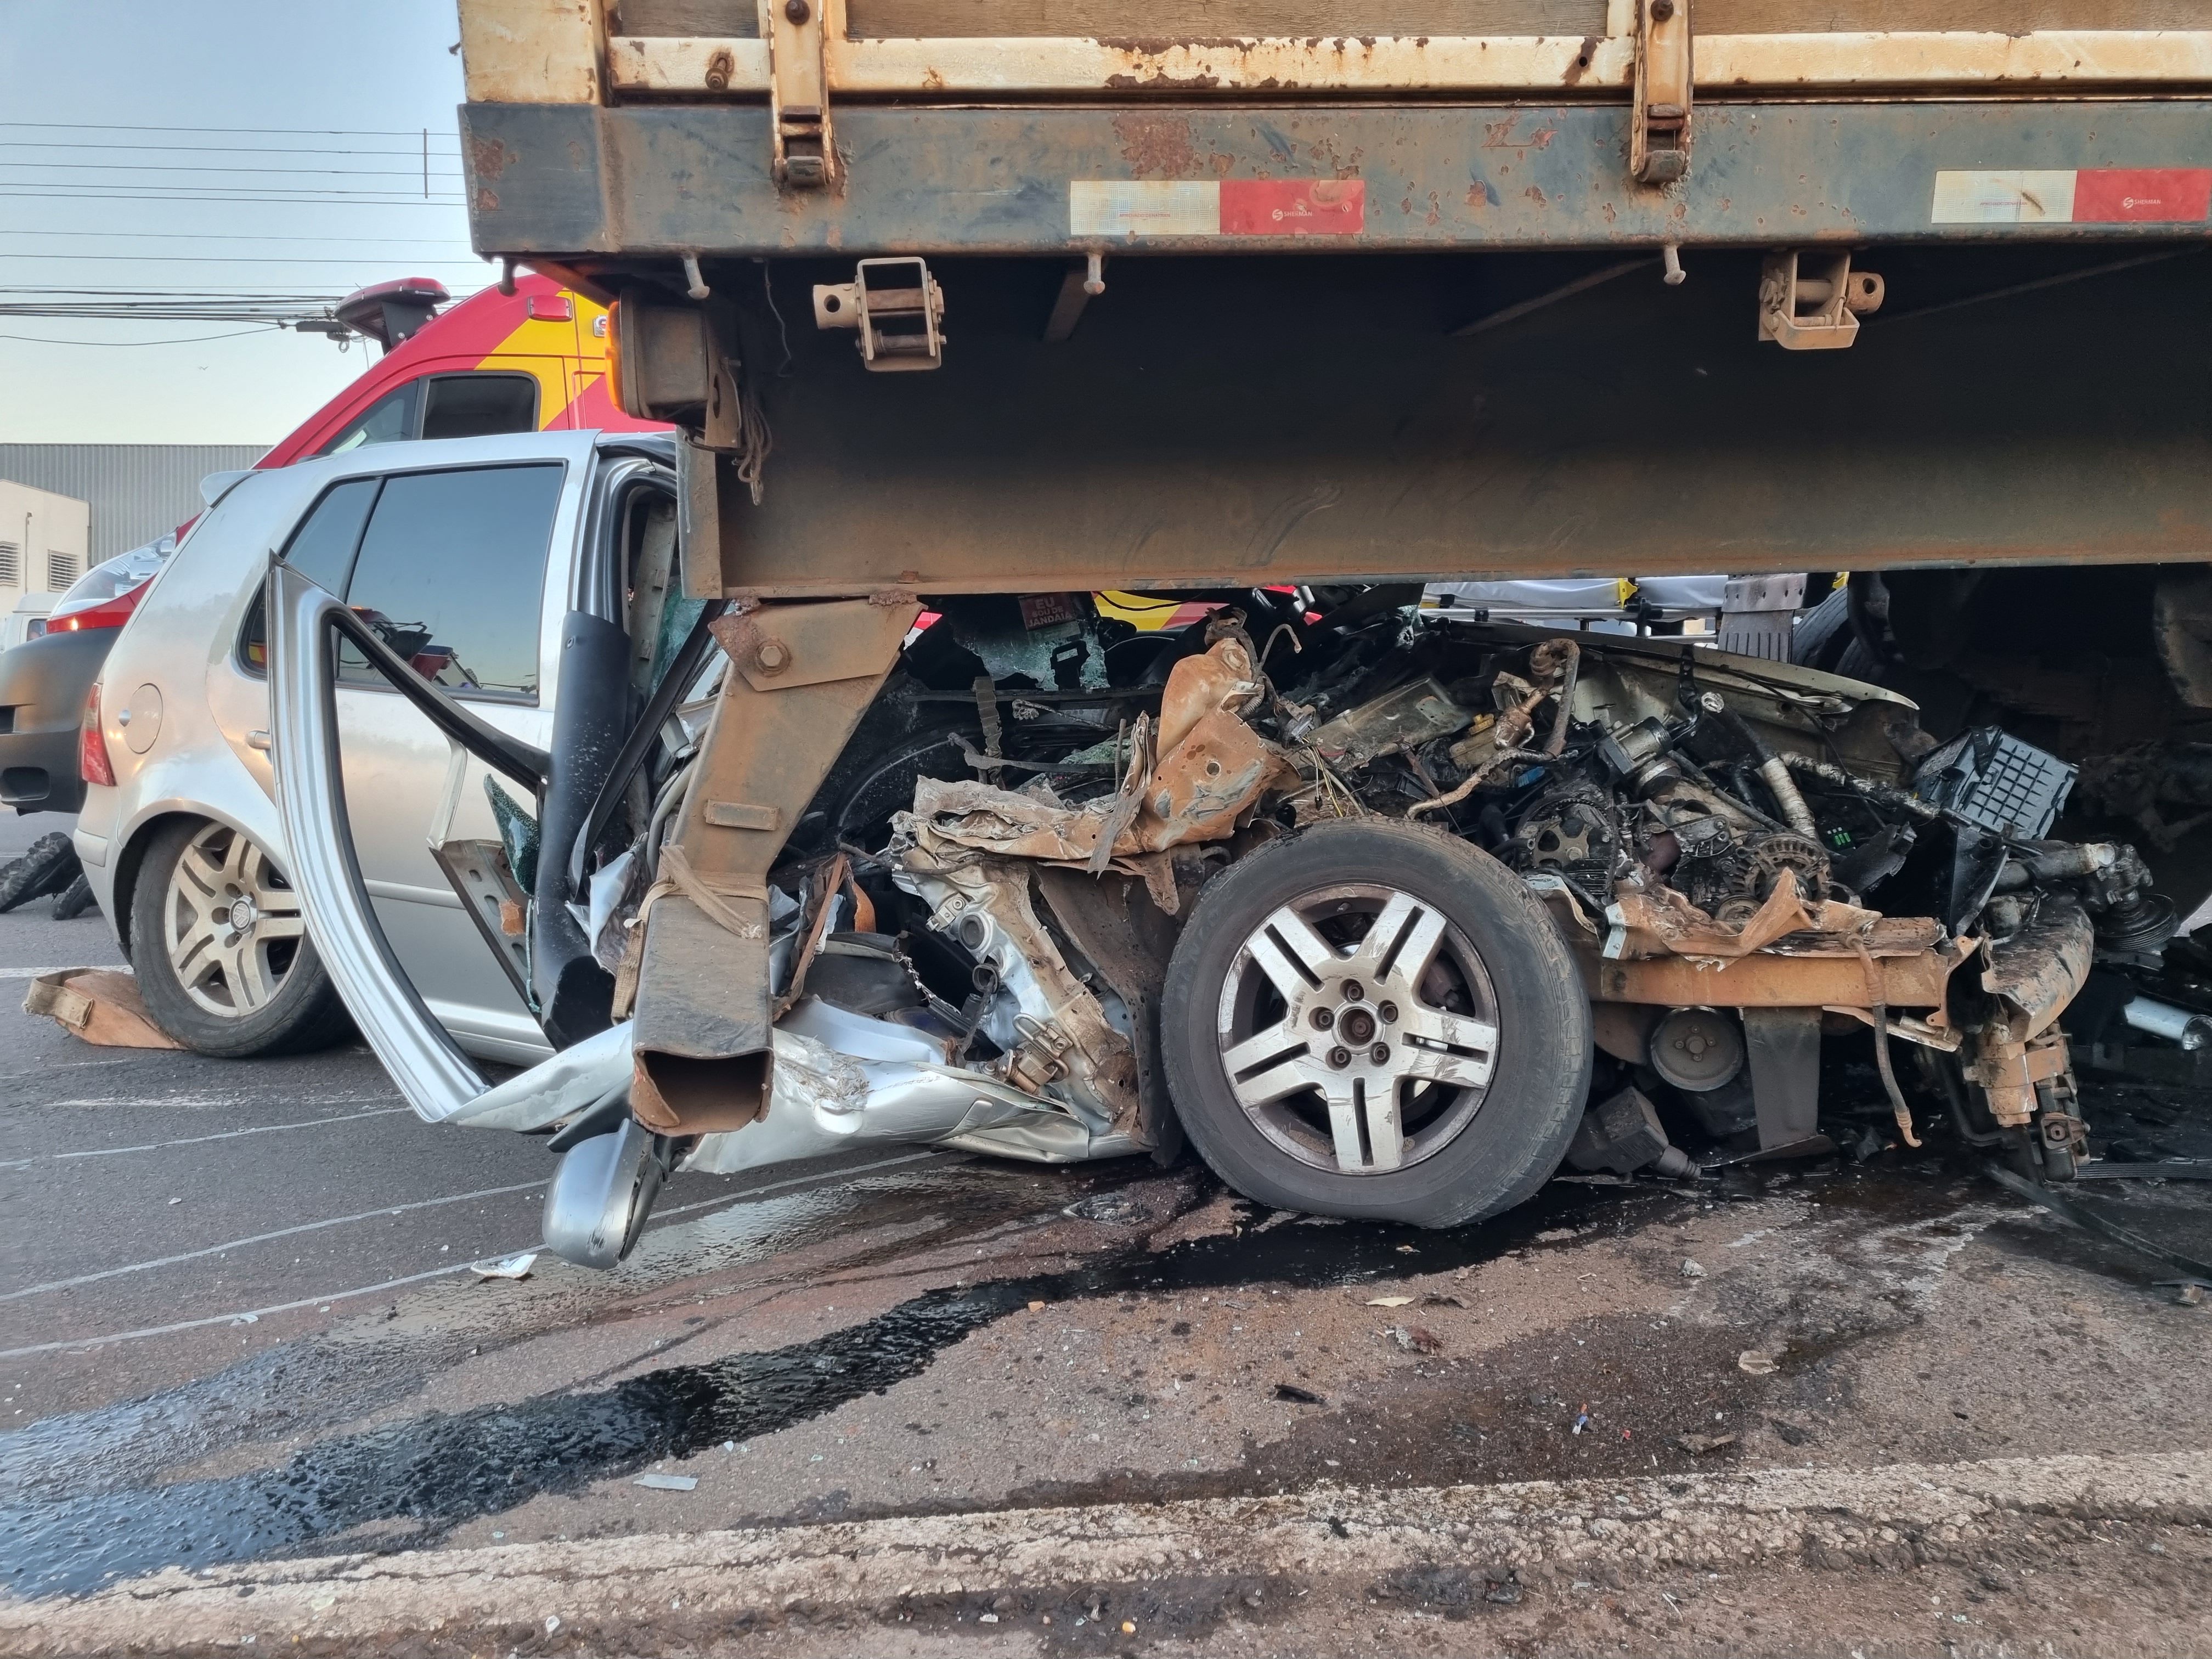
49 575 154 634
80 684 116 788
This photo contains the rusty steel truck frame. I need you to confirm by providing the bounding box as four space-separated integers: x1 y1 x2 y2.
266 1 2212 1264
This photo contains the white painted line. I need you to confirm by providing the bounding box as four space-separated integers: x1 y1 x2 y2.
36 1093 399 1110
0 1107 414 1169
0 1180 550 1302
0 1260 489 1358
2 1150 962 1356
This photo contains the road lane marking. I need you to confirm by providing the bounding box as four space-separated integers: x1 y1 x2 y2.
32 1093 401 1110
0 1181 551 1302
0 1107 414 1169
1 1150 962 1356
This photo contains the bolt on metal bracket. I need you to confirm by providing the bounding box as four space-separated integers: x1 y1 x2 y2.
1758 250 1885 350
812 257 947 371
1630 0 1693 185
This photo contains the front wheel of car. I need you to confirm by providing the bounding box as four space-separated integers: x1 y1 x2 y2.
130 818 352 1058
1160 819 1591 1228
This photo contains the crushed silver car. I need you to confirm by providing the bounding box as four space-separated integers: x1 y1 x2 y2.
263 557 2170 1266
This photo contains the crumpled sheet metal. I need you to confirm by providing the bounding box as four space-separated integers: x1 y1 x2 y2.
1531 874 1968 1012
1980 902 2096 1040
681 998 1111 1176
906 636 1298 870
894 832 1142 1135
1600 877 1941 964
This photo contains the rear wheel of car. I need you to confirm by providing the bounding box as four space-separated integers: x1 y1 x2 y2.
130 819 352 1057
1160 819 1591 1228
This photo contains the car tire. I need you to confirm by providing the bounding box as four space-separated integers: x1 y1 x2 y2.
129 818 353 1058
1160 817 1590 1228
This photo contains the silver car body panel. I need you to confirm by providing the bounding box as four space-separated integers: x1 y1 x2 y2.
264 572 1135 1173
76 432 608 1064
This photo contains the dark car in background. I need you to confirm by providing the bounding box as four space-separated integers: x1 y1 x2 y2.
0 535 175 815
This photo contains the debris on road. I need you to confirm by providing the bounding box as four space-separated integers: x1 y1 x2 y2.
22 969 179 1049
1272 1384 1327 1405
1675 1432 1738 1454
0 831 80 915
1365 1296 1413 1308
633 1474 698 1492
1387 1323 1443 1355
1737 1349 1782 1375
1681 1259 1706 1278
472 1252 538 1280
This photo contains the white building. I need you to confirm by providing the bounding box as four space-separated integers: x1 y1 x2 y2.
0 476 90 606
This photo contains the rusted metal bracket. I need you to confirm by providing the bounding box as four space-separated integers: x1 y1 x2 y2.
763 0 836 189
627 597 918 1134
812 257 946 371
1630 0 1692 185
1758 250 1885 351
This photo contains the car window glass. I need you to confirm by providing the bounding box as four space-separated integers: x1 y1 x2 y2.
336 463 563 700
239 476 383 669
420 374 538 441
281 477 380 595
319 382 420 455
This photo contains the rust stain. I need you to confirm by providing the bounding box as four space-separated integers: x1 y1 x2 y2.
1481 116 1558 157
470 137 512 183
1600 201 1616 224
1524 185 1548 207
1211 151 1237 177
1426 190 1442 227
476 188 500 212
1111 112 1201 178
1560 34 1602 85
1104 70 1224 90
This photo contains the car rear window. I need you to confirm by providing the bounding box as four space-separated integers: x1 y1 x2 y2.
335 463 563 700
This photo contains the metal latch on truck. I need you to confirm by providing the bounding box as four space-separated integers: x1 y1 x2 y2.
812 258 947 371
1630 0 1693 185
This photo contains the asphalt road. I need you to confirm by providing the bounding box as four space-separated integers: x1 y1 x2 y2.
5 806 2212 1656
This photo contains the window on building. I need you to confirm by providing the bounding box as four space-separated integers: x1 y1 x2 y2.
0 543 19 588
46 552 76 590
335 463 563 699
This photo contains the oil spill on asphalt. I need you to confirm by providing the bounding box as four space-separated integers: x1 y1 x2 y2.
1 1181 1655 1596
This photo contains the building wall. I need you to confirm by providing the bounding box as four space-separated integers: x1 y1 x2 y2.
0 478 91 604
0 443 267 565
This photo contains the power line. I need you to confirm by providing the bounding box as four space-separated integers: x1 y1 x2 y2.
0 230 477 246
0 328 284 346
0 255 488 265
1 162 464 179
0 121 470 139
0 142 461 158
0 190 467 207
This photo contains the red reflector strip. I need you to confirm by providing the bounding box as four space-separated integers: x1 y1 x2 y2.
1069 179 1364 238
1219 179 1365 236
1933 167 2210 225
2073 167 2212 223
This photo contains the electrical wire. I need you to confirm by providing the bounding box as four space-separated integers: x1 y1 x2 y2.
0 328 280 346
0 121 470 139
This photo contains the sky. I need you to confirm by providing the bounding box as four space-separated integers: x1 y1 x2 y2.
0 0 487 445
